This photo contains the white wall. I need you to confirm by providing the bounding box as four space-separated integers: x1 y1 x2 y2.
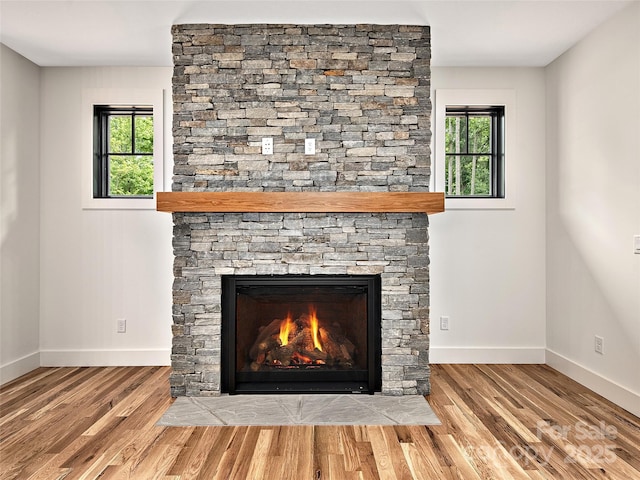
39 67 173 366
429 67 547 363
0 45 42 383
545 2 640 416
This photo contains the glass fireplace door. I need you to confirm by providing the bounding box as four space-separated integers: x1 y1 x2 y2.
221 275 381 394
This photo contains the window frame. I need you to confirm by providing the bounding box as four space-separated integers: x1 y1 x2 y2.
444 105 505 199
82 88 164 210
93 105 155 199
433 89 516 210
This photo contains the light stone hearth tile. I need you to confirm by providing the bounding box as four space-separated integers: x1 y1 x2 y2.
351 395 437 424
157 394 440 427
193 396 300 426
298 396 392 425
157 397 225 426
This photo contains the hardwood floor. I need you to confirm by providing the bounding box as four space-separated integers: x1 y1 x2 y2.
1 364 638 479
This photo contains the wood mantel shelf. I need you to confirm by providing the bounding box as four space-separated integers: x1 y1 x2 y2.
157 191 445 215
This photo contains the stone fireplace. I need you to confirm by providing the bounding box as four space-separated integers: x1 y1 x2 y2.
166 24 435 397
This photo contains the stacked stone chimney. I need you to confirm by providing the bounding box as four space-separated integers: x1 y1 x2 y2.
169 24 432 397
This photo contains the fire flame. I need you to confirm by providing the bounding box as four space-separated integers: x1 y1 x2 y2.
278 307 324 353
279 314 293 346
292 351 313 364
309 306 323 351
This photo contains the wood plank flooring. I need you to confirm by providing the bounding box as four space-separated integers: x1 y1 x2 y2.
1 364 638 479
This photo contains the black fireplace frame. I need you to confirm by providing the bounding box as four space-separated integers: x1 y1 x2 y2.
221 274 382 394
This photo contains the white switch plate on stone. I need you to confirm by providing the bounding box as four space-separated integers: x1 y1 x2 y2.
634 235 640 254
305 138 316 155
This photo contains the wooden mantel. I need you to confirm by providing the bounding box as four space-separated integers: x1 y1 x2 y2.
157 191 445 215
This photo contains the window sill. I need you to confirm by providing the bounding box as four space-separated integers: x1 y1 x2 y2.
444 196 515 211
82 196 158 211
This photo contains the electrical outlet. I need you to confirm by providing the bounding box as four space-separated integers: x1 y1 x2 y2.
261 137 273 155
117 318 127 334
440 316 449 331
594 335 604 354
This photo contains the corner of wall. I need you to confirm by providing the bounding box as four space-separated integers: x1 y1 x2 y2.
1 44 42 383
546 350 640 418
0 352 41 386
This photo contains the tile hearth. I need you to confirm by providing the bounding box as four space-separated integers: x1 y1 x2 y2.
157 394 440 426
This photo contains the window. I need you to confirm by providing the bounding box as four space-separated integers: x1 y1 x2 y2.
93 105 154 198
82 88 164 210
434 89 514 210
445 106 504 198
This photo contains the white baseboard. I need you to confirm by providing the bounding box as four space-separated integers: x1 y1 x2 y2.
429 347 546 364
40 349 171 367
0 351 41 385
545 349 640 418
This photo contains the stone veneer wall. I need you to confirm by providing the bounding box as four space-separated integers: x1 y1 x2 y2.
170 24 432 396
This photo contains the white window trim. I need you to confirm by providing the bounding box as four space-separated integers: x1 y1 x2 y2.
432 89 516 210
82 88 164 210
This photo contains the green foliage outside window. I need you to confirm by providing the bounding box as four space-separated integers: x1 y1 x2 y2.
107 114 154 197
109 155 154 196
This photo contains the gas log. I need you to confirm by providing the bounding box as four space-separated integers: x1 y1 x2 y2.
247 312 357 370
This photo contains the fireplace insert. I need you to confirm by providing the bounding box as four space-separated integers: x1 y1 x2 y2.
221 275 382 394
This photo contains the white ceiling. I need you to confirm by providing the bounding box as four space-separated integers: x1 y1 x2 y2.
0 0 635 67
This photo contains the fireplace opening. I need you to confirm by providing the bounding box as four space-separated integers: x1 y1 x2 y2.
221 275 382 394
